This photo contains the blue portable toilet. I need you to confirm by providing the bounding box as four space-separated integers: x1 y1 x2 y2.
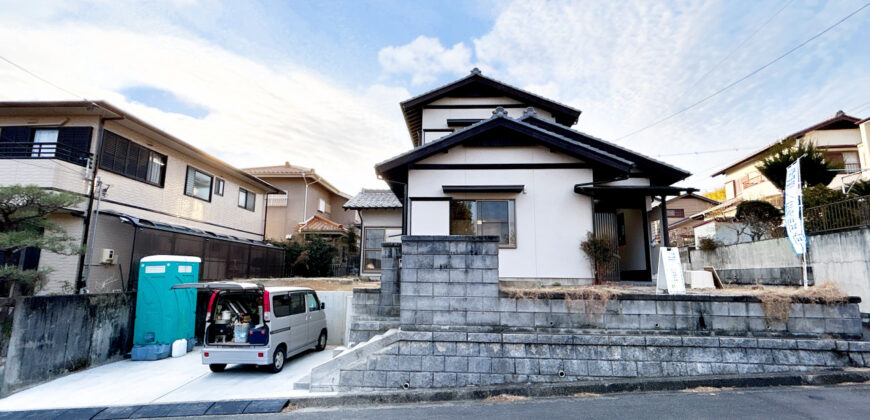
131 255 200 361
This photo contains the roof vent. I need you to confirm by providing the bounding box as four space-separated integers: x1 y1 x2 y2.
835 110 845 117
470 67 482 75
522 107 538 118
492 106 508 117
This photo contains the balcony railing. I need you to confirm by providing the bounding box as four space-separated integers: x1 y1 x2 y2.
804 195 870 234
267 195 288 207
0 142 92 167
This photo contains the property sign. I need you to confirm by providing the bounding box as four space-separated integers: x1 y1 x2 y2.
784 159 806 255
656 247 685 295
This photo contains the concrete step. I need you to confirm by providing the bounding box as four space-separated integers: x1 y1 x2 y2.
309 328 401 393
292 374 310 390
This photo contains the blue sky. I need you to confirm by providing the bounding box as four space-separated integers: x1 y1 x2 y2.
1 0 870 193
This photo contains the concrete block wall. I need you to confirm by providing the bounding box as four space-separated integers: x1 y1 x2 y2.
378 243 401 317
327 331 870 392
400 235 500 330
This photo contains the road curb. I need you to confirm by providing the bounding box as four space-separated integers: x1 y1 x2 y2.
2 369 868 419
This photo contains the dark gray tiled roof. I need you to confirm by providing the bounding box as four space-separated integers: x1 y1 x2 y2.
343 189 402 209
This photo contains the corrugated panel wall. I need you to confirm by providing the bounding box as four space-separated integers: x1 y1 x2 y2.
593 212 620 282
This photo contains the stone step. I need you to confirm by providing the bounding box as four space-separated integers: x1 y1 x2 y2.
292 374 310 390
309 328 401 393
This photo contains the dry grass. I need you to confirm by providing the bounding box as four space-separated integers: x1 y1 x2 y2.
483 394 529 403
249 277 380 291
573 392 601 398
707 282 849 321
501 282 849 322
682 386 731 394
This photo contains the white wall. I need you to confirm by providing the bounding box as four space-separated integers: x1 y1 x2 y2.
410 200 450 235
420 97 556 145
359 208 403 277
36 213 84 295
316 291 351 345
407 145 595 280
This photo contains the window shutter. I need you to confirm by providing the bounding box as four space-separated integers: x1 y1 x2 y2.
58 127 93 152
0 126 31 157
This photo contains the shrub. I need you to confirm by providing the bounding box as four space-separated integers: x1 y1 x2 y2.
698 237 718 251
580 232 619 285
734 200 782 241
757 140 838 190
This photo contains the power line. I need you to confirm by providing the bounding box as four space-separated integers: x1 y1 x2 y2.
615 1 870 141
668 0 795 110
653 146 758 158
0 55 88 101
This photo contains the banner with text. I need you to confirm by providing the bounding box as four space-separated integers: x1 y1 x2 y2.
784 159 806 255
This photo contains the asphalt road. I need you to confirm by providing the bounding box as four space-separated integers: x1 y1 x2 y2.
188 384 870 420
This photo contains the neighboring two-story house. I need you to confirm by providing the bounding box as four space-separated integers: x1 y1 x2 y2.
711 111 865 215
372 69 694 283
243 163 357 242
648 193 719 247
0 101 284 294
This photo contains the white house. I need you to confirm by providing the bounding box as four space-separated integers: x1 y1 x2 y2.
343 189 403 278
373 69 693 284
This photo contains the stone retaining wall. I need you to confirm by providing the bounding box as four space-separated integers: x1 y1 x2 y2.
328 331 870 392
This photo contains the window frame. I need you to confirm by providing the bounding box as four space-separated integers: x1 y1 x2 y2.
362 227 390 273
238 187 256 212
305 292 321 312
214 178 225 196
272 293 292 318
98 130 167 187
666 208 685 218
289 292 307 315
184 165 213 202
449 199 517 248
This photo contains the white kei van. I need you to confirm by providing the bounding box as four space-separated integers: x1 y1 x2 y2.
173 282 327 373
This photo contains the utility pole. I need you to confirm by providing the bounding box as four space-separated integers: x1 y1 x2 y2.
81 177 110 293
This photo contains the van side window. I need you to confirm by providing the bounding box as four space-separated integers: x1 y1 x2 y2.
272 294 291 317
289 293 306 315
306 293 320 311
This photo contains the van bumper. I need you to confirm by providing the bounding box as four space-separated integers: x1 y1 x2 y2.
201 346 272 365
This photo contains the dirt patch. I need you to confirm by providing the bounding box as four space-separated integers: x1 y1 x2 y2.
573 392 601 398
245 277 380 291
281 403 298 413
483 394 529 403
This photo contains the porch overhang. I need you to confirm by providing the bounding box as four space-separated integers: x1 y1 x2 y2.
574 185 697 198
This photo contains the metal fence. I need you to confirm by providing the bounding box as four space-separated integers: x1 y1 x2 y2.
804 195 870 234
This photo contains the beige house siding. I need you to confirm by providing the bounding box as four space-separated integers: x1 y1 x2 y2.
260 177 355 241
36 213 84 295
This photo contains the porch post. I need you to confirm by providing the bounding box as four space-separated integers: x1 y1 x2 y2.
659 195 670 247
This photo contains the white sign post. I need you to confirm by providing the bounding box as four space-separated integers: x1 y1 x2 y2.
656 247 685 295
784 158 808 289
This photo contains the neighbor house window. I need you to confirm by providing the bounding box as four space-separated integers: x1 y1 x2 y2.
449 199 516 247
31 129 59 157
185 166 213 201
363 228 385 272
214 178 225 196
318 198 327 213
100 130 167 186
238 188 255 211
666 209 685 218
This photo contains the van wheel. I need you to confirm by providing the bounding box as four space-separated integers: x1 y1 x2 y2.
209 364 226 373
315 330 327 351
268 347 286 373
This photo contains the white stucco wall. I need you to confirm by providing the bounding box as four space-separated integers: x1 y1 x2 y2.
420 96 556 145
410 201 450 235
406 145 595 280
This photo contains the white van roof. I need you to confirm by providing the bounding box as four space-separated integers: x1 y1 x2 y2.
265 286 315 293
141 255 202 263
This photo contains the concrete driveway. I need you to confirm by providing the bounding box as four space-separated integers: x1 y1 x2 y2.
0 347 335 411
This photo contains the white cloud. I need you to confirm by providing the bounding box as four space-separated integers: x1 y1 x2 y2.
469 0 870 191
0 23 410 194
378 35 473 85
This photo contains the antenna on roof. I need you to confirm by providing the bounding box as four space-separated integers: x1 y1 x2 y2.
492 106 508 117
470 67 482 75
522 107 538 118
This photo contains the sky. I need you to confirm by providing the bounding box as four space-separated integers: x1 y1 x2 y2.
1 0 870 194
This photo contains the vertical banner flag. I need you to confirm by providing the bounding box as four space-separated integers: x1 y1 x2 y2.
784 159 806 255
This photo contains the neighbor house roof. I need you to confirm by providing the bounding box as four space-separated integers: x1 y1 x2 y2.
400 68 582 147
0 100 281 194
712 111 862 176
296 214 344 233
344 189 402 210
651 192 720 209
244 162 350 199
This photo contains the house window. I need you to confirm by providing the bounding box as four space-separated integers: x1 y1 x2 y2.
238 188 255 211
449 199 516 247
100 130 167 186
666 209 685 218
184 166 213 201
214 178 225 196
31 129 59 157
318 198 327 213
363 228 385 272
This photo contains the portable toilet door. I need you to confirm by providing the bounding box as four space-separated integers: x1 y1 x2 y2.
132 255 200 361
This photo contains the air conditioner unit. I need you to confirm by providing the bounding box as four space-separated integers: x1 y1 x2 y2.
100 248 115 264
